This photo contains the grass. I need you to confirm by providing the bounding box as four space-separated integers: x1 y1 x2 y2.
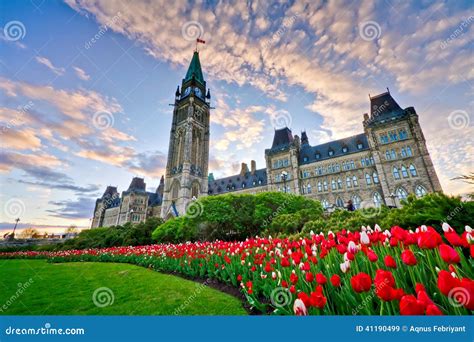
0 259 247 315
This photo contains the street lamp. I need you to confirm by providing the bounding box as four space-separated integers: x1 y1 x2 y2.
12 218 20 239
389 192 397 209
281 170 288 193
127 209 134 222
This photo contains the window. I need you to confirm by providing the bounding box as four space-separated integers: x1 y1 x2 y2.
317 181 322 192
331 179 337 190
242 183 246 188
336 197 344 207
337 178 343 189
365 173 372 185
302 170 311 178
399 128 408 140
385 151 391 160
401 148 407 158
393 167 400 179
389 130 398 142
322 199 330 209
391 149 396 160
303 156 309 162
373 192 383 208
350 160 355 169
275 174 281 182
373 172 379 184
307 184 312 194
415 185 427 197
335 164 340 172
379 134 389 144
396 187 408 201
323 180 328 191
342 146 348 153
346 176 352 188
315 152 321 159
407 146 413 156
361 158 366 167
283 159 289 166
401 165 408 178
357 142 363 149
328 149 334 156
409 164 417 177
352 176 358 187
328 165 333 173
352 195 361 209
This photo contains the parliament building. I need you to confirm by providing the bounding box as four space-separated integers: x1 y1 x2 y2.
91 51 442 228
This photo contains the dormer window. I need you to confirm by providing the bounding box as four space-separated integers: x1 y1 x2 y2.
315 153 321 159
328 149 334 156
242 183 246 188
357 142 363 149
342 146 348 153
303 156 309 162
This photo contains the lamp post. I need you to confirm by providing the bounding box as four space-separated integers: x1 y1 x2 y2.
127 209 134 223
281 170 288 193
389 192 397 209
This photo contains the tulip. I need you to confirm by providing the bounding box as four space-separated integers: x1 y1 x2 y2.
439 244 460 264
367 250 378 262
401 249 417 266
360 231 370 245
340 261 350 273
316 273 327 285
293 298 308 316
305 272 314 283
384 255 397 268
437 270 461 296
399 295 425 315
330 274 341 287
351 272 372 293
442 222 452 232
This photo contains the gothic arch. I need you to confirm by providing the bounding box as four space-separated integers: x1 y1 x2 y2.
191 180 201 199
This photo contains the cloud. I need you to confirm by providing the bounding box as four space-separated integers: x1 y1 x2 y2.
47 197 96 219
73 66 91 80
35 56 65 76
0 127 42 150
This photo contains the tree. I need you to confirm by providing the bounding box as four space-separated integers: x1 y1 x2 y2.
19 228 40 239
66 225 78 234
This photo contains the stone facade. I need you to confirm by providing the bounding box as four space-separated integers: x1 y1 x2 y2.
92 53 442 227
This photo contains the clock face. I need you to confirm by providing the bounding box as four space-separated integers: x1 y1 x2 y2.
183 87 191 97
194 87 202 98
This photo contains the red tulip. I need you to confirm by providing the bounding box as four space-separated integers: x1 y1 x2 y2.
351 272 372 293
426 304 443 315
401 250 417 266
459 278 474 311
310 286 327 309
237 274 242 282
384 255 397 268
305 272 314 283
330 274 341 287
439 244 460 264
417 227 442 249
316 273 327 285
437 270 460 296
374 269 397 301
297 292 311 308
290 272 298 285
367 250 378 262
281 257 291 267
281 280 288 288
289 285 296 294
399 295 425 315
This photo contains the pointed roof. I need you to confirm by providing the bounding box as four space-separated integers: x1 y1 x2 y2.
184 51 205 84
270 127 294 149
366 90 407 126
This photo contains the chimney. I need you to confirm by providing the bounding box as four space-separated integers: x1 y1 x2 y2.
240 162 249 176
363 113 369 121
251 160 256 175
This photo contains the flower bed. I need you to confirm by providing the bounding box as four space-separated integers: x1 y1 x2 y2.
1 223 473 315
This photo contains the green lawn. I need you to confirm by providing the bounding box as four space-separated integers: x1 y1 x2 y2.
0 260 246 315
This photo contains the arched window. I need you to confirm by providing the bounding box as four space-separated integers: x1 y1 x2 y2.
385 151 391 160
393 167 400 179
352 176 358 187
365 173 372 185
415 185 427 197
242 183 246 188
396 187 408 201
323 180 328 191
373 172 379 184
337 178 343 189
336 197 344 207
191 182 200 198
401 165 408 178
171 181 180 200
307 183 312 194
352 195 361 209
407 146 413 156
317 181 322 192
321 199 330 209
391 149 396 159
409 164 417 177
346 176 351 188
331 179 336 190
373 192 383 208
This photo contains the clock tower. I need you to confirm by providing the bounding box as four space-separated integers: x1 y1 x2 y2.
161 51 211 218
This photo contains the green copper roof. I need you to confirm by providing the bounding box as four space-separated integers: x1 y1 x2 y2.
184 51 204 84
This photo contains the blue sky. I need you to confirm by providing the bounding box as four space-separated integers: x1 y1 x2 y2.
0 0 472 232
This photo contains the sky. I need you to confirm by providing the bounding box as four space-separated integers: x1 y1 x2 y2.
0 0 472 233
